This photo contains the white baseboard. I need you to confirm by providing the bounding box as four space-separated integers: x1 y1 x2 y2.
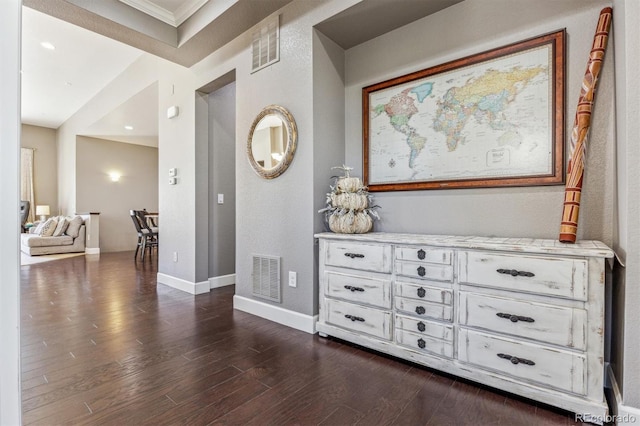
606 364 640 425
85 248 100 255
233 295 317 334
157 272 209 295
209 273 235 289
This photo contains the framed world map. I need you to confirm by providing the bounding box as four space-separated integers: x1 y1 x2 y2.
363 30 565 191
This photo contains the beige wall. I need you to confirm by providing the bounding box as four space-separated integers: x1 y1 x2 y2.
21 124 58 218
76 136 158 253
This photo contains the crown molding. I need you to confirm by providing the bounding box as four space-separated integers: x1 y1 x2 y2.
119 0 208 27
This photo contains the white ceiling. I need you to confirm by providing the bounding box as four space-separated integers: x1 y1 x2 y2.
21 6 144 131
20 0 289 145
21 0 464 146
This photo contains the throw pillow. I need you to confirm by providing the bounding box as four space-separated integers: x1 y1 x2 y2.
39 217 58 237
65 216 83 238
33 220 46 235
52 216 69 237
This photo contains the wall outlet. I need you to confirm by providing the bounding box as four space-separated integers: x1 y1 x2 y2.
217 193 224 204
173 251 178 262
288 271 297 288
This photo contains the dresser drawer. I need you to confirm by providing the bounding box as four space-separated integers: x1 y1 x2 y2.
458 328 586 395
325 299 392 340
459 292 586 350
325 272 391 309
396 261 453 282
395 282 452 305
325 241 392 273
458 251 587 300
395 314 453 341
396 246 452 264
396 329 453 358
395 297 453 322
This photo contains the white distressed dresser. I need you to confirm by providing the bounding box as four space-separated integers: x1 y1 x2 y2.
315 232 614 420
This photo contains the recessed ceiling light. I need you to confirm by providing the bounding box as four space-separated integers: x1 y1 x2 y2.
40 42 55 50
65 82 72 86
124 125 134 130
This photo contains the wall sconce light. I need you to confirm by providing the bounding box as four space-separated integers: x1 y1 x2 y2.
35 205 50 221
109 172 121 182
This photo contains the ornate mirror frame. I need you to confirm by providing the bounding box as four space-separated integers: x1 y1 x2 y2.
247 105 298 179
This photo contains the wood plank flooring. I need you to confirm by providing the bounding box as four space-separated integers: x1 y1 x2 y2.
20 251 584 425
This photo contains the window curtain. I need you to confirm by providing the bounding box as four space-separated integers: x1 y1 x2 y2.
20 148 36 223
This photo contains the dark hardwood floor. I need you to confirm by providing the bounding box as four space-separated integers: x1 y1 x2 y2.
20 251 582 425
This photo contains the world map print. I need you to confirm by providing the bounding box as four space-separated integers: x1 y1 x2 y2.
367 43 555 186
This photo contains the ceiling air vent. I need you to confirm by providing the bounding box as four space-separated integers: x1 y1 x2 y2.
251 15 280 73
252 254 281 302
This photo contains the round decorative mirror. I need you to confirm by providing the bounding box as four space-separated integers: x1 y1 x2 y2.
247 105 297 179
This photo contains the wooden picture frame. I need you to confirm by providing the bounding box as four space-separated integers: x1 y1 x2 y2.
363 30 565 191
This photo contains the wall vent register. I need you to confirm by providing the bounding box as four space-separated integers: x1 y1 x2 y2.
315 232 614 423
251 254 281 302
251 14 280 73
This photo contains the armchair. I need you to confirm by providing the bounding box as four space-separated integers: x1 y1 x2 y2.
20 201 30 232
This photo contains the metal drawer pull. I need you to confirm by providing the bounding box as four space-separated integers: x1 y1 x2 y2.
344 252 365 259
417 287 426 298
344 285 365 292
497 353 535 366
417 338 426 349
415 306 426 315
417 266 426 277
496 312 535 323
417 322 426 332
417 249 426 260
344 314 365 322
497 268 535 277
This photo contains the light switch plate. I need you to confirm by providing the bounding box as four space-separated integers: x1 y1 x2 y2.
169 177 177 185
217 194 224 204
169 168 177 177
288 271 297 288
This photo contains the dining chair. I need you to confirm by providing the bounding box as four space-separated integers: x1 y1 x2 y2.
129 210 158 261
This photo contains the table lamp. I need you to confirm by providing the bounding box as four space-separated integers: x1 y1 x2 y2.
35 205 50 222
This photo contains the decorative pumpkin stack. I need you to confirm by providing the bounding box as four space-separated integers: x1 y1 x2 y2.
319 165 379 234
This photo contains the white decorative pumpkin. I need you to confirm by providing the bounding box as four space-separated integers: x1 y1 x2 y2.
328 211 373 234
331 192 369 210
336 177 363 193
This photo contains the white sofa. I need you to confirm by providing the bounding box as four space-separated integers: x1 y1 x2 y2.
21 216 86 256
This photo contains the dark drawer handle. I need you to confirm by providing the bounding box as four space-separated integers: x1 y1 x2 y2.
417 266 426 277
344 252 365 259
497 353 535 366
417 322 426 332
344 314 365 322
417 249 426 260
417 338 426 349
344 285 365 292
415 306 426 315
496 312 535 323
497 268 535 277
417 287 426 298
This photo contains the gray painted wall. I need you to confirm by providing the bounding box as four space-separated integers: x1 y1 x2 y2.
76 136 158 252
189 0 359 314
208 82 236 278
312 29 347 313
613 0 640 407
21 124 58 218
344 0 615 244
